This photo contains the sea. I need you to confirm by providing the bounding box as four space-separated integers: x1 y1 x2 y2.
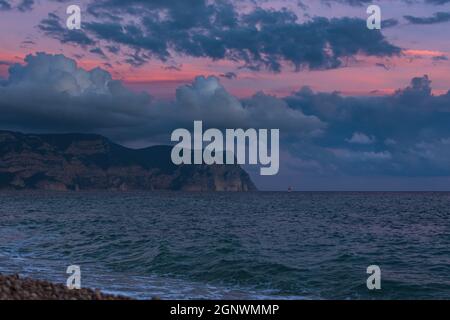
0 191 449 300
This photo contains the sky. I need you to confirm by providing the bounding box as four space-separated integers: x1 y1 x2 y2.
0 0 450 190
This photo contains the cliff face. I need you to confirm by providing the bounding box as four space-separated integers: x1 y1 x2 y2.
0 131 257 192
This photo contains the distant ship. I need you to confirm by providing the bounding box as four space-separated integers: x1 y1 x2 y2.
288 186 293 192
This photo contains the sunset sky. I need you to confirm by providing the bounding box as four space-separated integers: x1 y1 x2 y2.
1 0 450 190
1 0 450 97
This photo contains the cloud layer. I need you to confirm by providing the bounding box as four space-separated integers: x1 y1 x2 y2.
37 0 401 71
0 52 323 142
284 74 450 176
1 53 450 184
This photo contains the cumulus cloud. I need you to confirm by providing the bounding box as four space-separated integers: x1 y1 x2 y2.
8 53 114 95
346 132 376 144
0 52 324 144
284 75 450 176
0 53 153 136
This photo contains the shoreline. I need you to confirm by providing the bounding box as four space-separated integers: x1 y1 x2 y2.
0 274 134 300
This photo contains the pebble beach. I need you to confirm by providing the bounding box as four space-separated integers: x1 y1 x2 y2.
0 274 132 300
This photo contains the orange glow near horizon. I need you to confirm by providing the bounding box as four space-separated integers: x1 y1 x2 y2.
2 49 449 99
403 49 447 57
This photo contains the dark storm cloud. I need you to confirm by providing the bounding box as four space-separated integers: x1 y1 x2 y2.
0 0 33 11
322 0 372 5
324 0 450 5
425 0 450 4
36 0 401 71
404 11 450 24
89 47 107 58
0 53 324 143
0 53 152 133
0 0 11 10
284 75 450 176
382 18 399 28
220 72 237 79
17 0 32 11
433 54 449 61
39 13 95 46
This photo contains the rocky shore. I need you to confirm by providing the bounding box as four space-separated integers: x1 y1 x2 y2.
0 274 132 300
0 130 257 192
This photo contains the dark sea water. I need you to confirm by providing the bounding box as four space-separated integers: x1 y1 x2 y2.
0 192 449 300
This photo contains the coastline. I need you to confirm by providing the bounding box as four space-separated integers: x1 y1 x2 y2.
0 274 133 300
1 192 449 299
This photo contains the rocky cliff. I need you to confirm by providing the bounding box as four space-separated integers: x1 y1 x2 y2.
0 131 257 191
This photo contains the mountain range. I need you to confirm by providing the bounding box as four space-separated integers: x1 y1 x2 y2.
0 131 257 192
